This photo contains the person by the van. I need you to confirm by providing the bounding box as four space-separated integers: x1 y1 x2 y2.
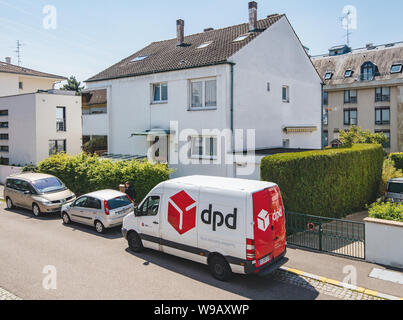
125 182 136 204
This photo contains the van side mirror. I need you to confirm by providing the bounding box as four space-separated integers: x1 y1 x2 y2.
24 190 31 195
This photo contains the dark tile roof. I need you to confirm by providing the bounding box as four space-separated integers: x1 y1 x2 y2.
86 15 285 82
82 89 107 106
312 43 403 86
0 61 66 80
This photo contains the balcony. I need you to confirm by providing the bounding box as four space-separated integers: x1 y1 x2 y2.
56 119 66 132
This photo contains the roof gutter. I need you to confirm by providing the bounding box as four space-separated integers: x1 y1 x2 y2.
85 61 234 83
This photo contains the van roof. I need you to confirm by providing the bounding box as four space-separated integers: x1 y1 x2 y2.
165 176 277 193
389 178 403 183
8 172 56 182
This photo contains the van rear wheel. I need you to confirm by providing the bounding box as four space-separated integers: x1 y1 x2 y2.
208 255 232 281
128 232 144 253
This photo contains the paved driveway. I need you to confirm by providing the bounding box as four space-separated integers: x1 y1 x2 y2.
0 203 334 300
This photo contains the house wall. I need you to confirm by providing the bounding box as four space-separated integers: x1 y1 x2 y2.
35 93 82 164
325 85 400 152
0 73 19 97
0 94 37 165
86 64 232 178
0 92 82 166
82 113 108 136
0 73 59 97
18 76 56 94
230 16 322 151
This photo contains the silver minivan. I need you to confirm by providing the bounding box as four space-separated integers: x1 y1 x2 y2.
4 173 76 217
386 178 403 203
61 189 134 233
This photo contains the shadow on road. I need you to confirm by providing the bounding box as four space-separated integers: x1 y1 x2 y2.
3 207 61 221
125 247 320 300
61 221 123 240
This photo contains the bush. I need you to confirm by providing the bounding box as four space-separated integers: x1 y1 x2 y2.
340 126 388 148
379 158 403 196
261 144 384 218
368 201 403 222
389 153 403 171
37 153 172 201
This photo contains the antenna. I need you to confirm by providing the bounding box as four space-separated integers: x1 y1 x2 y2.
340 10 353 46
15 40 24 66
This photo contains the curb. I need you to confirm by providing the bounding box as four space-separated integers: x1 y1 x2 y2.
280 266 402 301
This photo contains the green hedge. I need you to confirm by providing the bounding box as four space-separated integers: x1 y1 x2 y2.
389 153 403 171
368 201 403 222
36 153 172 201
261 144 384 218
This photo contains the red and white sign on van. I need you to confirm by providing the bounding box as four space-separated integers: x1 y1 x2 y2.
168 191 197 235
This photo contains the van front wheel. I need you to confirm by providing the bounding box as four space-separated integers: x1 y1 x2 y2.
128 231 144 253
208 255 232 281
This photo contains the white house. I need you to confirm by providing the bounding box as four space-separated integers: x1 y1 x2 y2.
0 90 82 166
85 2 322 179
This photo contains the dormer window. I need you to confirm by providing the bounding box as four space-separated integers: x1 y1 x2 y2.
197 41 213 49
361 61 378 81
391 64 403 74
233 34 249 42
324 72 333 80
131 55 149 62
344 70 353 78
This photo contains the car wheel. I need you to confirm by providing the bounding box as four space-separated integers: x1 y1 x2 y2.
6 197 15 209
128 231 144 253
208 255 232 282
32 204 41 217
62 212 71 225
95 220 105 234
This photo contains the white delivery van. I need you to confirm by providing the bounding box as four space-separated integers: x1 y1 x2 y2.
122 176 287 281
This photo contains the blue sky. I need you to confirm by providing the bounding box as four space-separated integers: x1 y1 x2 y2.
0 0 402 86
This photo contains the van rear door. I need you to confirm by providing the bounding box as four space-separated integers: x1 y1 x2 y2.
252 186 286 267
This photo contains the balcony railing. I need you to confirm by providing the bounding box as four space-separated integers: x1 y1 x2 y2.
56 119 66 132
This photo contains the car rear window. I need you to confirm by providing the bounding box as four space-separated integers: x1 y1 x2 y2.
107 196 132 210
388 183 403 194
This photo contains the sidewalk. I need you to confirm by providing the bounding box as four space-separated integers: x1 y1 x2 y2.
0 286 21 300
284 245 403 299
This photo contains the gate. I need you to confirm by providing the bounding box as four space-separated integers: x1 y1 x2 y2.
285 212 365 260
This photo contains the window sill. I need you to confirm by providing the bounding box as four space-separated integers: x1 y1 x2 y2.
282 100 290 103
188 106 217 111
151 101 168 105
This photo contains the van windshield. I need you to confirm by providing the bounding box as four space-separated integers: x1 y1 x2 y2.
388 182 403 194
107 196 132 210
32 177 66 194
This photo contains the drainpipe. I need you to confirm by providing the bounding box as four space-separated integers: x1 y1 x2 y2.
321 82 324 150
229 62 236 176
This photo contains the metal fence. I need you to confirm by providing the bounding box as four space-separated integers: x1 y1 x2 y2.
285 212 365 260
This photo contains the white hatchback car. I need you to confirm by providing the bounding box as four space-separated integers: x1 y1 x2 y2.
61 190 134 233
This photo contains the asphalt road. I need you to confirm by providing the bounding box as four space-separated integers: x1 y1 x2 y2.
0 203 332 300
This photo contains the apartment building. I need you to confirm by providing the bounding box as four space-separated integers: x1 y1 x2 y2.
313 42 403 152
0 90 82 166
85 2 322 179
0 57 66 97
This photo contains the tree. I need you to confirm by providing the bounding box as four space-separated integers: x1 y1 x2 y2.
339 125 388 148
61 76 84 95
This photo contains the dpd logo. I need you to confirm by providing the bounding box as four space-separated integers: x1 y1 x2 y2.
168 191 197 235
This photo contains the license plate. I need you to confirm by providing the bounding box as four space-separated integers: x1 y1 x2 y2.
258 255 272 266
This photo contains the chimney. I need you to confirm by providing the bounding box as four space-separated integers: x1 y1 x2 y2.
5 57 11 64
248 1 258 31
204 28 214 32
176 19 185 46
